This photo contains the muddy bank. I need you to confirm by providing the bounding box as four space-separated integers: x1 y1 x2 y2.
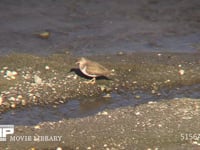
0 52 200 114
0 52 199 149
1 98 200 150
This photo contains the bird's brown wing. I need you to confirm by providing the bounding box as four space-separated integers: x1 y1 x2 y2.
86 61 110 76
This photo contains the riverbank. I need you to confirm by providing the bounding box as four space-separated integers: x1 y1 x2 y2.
0 52 199 113
0 52 200 149
1 98 200 150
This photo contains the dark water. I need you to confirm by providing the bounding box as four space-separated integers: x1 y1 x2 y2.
0 84 199 126
0 0 200 56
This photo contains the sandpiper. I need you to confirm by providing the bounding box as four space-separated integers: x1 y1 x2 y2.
76 57 113 84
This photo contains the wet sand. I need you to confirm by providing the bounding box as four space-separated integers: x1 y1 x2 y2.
1 98 200 150
0 52 199 113
0 52 199 149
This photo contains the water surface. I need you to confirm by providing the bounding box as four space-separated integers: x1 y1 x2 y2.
0 84 199 126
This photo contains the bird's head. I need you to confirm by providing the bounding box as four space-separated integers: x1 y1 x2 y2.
75 57 87 65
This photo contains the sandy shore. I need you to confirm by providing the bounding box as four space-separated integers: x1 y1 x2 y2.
1 98 200 150
0 52 199 113
0 52 199 149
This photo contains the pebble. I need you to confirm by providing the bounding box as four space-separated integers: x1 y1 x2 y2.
164 79 170 83
4 102 10 108
182 116 192 120
179 69 185 75
0 96 3 105
103 93 111 98
148 101 157 104
157 53 162 56
45 65 50 70
104 144 108 147
8 97 15 101
34 125 41 129
17 95 23 99
101 111 108 115
67 74 73 78
3 66 8 70
73 75 78 79
151 90 156 94
6 77 11 80
6 70 12 77
12 71 18 76
157 93 161 96
35 31 51 39
117 51 124 55
21 99 27 106
135 112 140 115
56 147 62 150
34 75 42 84
10 103 16 108
23 73 31 80
99 85 106 91
192 141 200 146
10 76 16 80
5 70 18 80
135 95 141 99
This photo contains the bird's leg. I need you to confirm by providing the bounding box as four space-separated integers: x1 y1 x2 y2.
84 78 96 84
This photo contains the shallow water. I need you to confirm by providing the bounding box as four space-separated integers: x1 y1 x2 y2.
0 0 200 56
0 84 199 126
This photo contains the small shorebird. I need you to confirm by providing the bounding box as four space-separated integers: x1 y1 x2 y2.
76 57 114 84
